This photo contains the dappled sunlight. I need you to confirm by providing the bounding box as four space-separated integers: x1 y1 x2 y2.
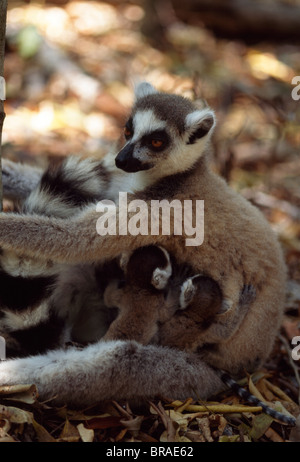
247 50 295 82
5 1 300 165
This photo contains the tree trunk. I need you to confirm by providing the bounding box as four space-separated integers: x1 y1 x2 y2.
0 0 7 212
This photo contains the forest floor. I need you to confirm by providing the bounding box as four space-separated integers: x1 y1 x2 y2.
0 0 300 442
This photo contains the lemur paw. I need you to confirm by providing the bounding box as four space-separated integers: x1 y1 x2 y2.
239 284 256 306
179 277 197 309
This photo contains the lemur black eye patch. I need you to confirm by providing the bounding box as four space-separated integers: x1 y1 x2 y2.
141 130 170 150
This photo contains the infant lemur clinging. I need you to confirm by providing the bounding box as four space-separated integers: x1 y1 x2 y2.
103 244 255 348
0 82 287 411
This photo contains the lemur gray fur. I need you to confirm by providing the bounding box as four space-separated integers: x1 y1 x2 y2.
0 156 119 356
0 83 289 422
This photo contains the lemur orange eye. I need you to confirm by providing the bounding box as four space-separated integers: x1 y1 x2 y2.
151 139 163 148
124 127 132 138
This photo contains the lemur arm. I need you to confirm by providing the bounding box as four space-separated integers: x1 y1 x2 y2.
2 158 44 201
0 203 167 263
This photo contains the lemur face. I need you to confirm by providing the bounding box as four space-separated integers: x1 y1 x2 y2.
115 82 216 176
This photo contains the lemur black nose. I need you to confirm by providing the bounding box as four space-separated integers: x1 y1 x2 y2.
115 144 133 170
115 144 153 172
115 156 125 169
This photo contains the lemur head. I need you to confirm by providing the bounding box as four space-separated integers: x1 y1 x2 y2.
122 245 172 291
115 82 216 178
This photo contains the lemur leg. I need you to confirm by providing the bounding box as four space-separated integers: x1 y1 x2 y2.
202 284 256 344
103 283 163 344
2 159 44 201
0 340 225 406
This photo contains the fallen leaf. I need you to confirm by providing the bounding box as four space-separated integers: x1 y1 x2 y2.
32 420 56 442
197 416 213 442
174 398 194 413
218 435 240 442
60 418 80 442
150 402 179 442
248 375 266 402
264 427 285 442
0 405 33 424
264 380 295 403
120 416 144 437
249 413 273 440
85 415 122 429
0 384 38 404
209 414 228 438
77 423 94 442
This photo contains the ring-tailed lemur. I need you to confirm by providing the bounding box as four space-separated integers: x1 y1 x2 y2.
0 156 119 356
0 83 289 419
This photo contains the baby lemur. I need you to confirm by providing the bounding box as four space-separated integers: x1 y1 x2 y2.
0 82 287 412
103 245 254 348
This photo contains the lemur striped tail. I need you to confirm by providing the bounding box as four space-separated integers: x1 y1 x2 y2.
220 372 296 426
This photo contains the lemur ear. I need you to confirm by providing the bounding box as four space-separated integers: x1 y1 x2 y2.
134 82 158 100
185 109 216 145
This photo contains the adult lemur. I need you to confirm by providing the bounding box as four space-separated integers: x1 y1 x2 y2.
0 83 287 410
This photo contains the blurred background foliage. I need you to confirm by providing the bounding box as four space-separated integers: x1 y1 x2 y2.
2 0 300 307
